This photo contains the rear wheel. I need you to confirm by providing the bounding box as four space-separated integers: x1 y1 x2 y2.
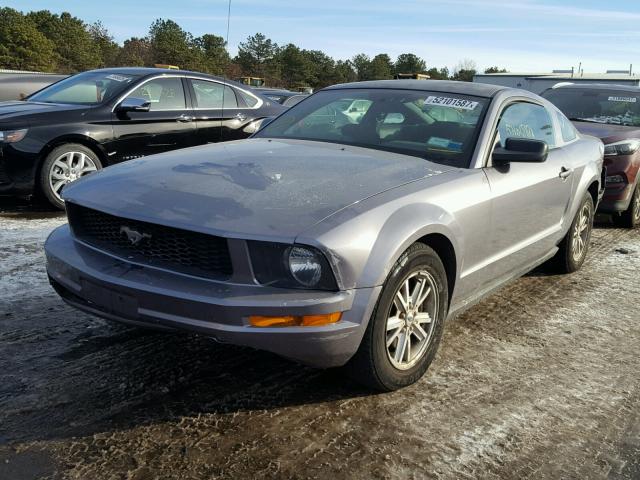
549 193 594 273
39 144 102 209
345 243 448 391
612 183 640 229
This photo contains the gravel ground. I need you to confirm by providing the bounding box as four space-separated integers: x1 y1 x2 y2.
0 198 639 480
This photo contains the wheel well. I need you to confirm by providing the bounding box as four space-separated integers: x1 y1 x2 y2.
587 180 599 207
34 138 107 194
416 233 456 303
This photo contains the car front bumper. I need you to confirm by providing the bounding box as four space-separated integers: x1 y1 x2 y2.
598 155 639 213
45 224 380 368
0 144 39 195
599 182 636 213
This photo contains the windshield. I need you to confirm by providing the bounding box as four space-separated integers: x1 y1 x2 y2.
542 88 640 127
255 88 489 167
29 71 142 105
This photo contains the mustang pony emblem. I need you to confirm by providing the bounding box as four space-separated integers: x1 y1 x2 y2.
119 226 152 245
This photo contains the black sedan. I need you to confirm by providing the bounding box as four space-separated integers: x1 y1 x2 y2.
0 68 285 208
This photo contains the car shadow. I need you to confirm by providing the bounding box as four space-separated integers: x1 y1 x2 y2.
0 196 63 218
1 313 372 446
0 202 625 446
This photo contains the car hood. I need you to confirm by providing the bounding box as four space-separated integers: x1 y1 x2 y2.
573 120 640 144
0 101 87 122
64 138 454 241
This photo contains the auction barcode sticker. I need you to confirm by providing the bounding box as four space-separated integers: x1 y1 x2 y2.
424 96 478 110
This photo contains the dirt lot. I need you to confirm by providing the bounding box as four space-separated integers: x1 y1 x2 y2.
0 198 639 480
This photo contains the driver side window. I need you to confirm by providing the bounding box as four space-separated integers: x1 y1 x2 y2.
497 102 556 148
126 77 186 111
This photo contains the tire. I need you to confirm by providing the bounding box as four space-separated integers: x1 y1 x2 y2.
549 193 595 274
39 144 102 210
345 243 448 391
612 183 640 229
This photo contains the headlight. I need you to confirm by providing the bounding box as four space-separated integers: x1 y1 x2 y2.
248 241 338 290
0 128 28 143
606 174 626 184
604 139 640 156
289 246 323 287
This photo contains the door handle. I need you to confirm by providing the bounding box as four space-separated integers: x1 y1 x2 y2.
559 166 573 180
235 112 247 122
177 114 194 122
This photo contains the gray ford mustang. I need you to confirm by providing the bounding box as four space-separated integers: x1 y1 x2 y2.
45 80 604 391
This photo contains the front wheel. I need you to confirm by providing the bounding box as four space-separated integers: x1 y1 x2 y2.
39 144 102 209
549 193 594 274
612 183 640 229
345 243 448 391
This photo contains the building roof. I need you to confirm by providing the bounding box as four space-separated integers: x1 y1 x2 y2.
475 72 640 82
0 69 63 75
550 83 640 92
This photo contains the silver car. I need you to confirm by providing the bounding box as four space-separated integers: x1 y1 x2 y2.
45 80 604 391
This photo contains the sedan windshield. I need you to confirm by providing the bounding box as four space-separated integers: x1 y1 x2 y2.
255 88 489 167
543 88 640 127
29 71 141 105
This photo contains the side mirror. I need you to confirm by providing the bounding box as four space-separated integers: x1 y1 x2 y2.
492 138 548 165
116 97 151 113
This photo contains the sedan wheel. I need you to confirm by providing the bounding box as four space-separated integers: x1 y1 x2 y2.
346 243 448 391
40 144 102 209
49 152 98 200
386 271 439 370
571 204 591 263
549 192 594 274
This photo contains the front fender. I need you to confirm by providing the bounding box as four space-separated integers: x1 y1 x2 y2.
297 198 462 291
359 203 462 288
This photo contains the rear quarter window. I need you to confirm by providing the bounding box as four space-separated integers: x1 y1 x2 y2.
556 111 578 143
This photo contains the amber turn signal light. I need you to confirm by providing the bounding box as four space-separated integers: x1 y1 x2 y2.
249 312 342 327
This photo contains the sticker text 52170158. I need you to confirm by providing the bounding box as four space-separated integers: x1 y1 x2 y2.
424 96 479 110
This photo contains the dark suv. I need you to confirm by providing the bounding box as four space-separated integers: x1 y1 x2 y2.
542 84 640 227
0 68 285 208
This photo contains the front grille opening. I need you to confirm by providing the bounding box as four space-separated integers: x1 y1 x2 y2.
66 203 233 280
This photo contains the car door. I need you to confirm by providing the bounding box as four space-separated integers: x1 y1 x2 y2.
109 76 197 163
482 101 573 279
187 78 251 145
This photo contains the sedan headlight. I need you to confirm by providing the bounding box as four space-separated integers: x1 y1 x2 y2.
0 128 28 143
605 174 626 184
248 241 338 290
604 139 640 156
289 246 323 287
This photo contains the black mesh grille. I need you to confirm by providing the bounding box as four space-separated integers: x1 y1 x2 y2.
66 203 232 280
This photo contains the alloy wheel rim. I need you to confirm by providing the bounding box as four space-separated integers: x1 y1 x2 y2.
633 190 640 222
385 270 439 371
49 152 98 201
571 204 591 262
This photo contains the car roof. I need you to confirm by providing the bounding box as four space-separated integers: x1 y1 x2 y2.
85 67 230 83
323 79 510 98
550 83 640 93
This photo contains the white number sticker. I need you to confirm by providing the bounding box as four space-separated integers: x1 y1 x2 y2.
608 96 637 103
105 74 131 83
424 96 479 110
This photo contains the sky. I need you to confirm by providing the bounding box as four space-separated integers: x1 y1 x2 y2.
4 0 640 73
